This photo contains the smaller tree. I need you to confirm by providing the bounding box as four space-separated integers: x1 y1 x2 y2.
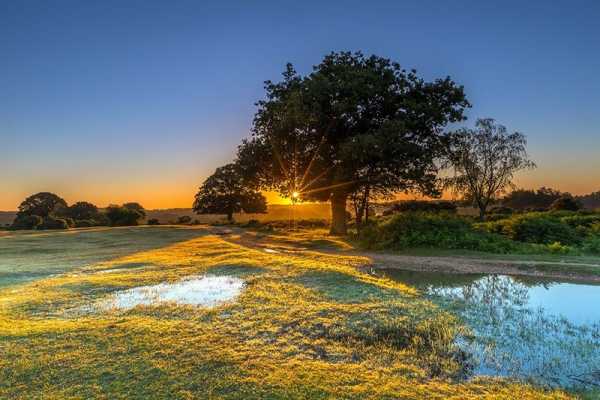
193 163 267 222
123 202 146 219
16 192 67 218
550 196 581 211
446 118 535 220
11 215 43 230
176 215 192 224
105 204 144 226
63 201 99 221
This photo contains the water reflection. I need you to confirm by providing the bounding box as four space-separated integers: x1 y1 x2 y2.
381 270 600 390
97 275 245 311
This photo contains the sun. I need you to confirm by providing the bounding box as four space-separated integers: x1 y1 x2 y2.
292 191 300 199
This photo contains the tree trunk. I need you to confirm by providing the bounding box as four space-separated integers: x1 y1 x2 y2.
227 212 233 222
478 205 486 221
355 206 364 234
330 192 348 235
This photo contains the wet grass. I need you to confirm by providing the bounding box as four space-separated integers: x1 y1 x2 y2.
0 226 209 288
0 227 573 399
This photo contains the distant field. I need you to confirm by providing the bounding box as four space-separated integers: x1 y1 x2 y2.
0 226 208 288
146 203 331 224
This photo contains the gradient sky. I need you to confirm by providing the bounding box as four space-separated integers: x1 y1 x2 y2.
2 1 599 210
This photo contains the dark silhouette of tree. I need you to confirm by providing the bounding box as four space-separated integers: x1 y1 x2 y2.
176 216 192 224
15 192 67 218
63 201 99 221
502 187 564 211
576 191 600 210
123 202 146 218
147 218 160 225
237 51 469 234
37 216 69 230
105 204 144 226
193 163 267 222
550 195 582 211
446 118 535 220
10 215 43 230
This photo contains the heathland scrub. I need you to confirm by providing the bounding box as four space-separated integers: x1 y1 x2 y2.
0 226 574 399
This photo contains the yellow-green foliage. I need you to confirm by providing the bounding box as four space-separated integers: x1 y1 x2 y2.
0 229 572 399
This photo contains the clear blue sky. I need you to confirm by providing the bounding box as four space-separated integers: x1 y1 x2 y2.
1 0 599 209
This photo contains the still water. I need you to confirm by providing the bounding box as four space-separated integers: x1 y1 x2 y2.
381 269 600 390
97 275 245 311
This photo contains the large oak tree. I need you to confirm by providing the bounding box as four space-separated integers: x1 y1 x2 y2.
238 51 470 234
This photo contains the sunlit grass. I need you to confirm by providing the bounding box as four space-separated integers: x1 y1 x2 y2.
0 228 573 399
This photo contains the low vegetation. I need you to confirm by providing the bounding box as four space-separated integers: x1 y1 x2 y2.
357 209 600 256
0 227 571 398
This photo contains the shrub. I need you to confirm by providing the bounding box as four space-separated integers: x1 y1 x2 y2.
359 213 519 253
560 214 600 229
582 236 600 254
74 219 94 228
383 200 457 215
147 218 160 225
11 215 43 230
550 196 582 211
488 206 513 215
37 216 69 230
479 213 581 245
546 241 571 254
105 205 143 226
176 216 192 224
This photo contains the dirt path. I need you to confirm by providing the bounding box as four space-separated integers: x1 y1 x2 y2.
210 226 600 283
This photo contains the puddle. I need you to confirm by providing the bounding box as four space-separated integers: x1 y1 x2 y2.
380 269 600 390
97 275 244 310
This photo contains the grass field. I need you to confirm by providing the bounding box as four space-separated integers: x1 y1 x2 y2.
0 226 578 399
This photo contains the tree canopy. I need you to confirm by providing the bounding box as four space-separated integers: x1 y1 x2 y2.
550 196 582 211
193 163 267 221
502 187 564 211
16 192 67 218
105 204 145 226
123 202 146 218
237 51 470 234
446 118 536 220
62 201 99 221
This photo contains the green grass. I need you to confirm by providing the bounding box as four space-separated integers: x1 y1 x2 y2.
0 226 209 288
0 227 572 399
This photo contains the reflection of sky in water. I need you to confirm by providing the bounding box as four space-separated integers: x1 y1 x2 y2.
381 270 600 390
98 275 244 310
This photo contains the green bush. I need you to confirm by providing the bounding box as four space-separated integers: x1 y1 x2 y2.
479 213 581 245
560 214 600 229
582 236 600 254
74 219 94 228
11 215 43 230
105 205 143 226
359 213 520 253
176 216 192 224
37 216 69 230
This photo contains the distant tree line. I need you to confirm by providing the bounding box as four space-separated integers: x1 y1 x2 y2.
10 192 146 230
500 187 600 212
